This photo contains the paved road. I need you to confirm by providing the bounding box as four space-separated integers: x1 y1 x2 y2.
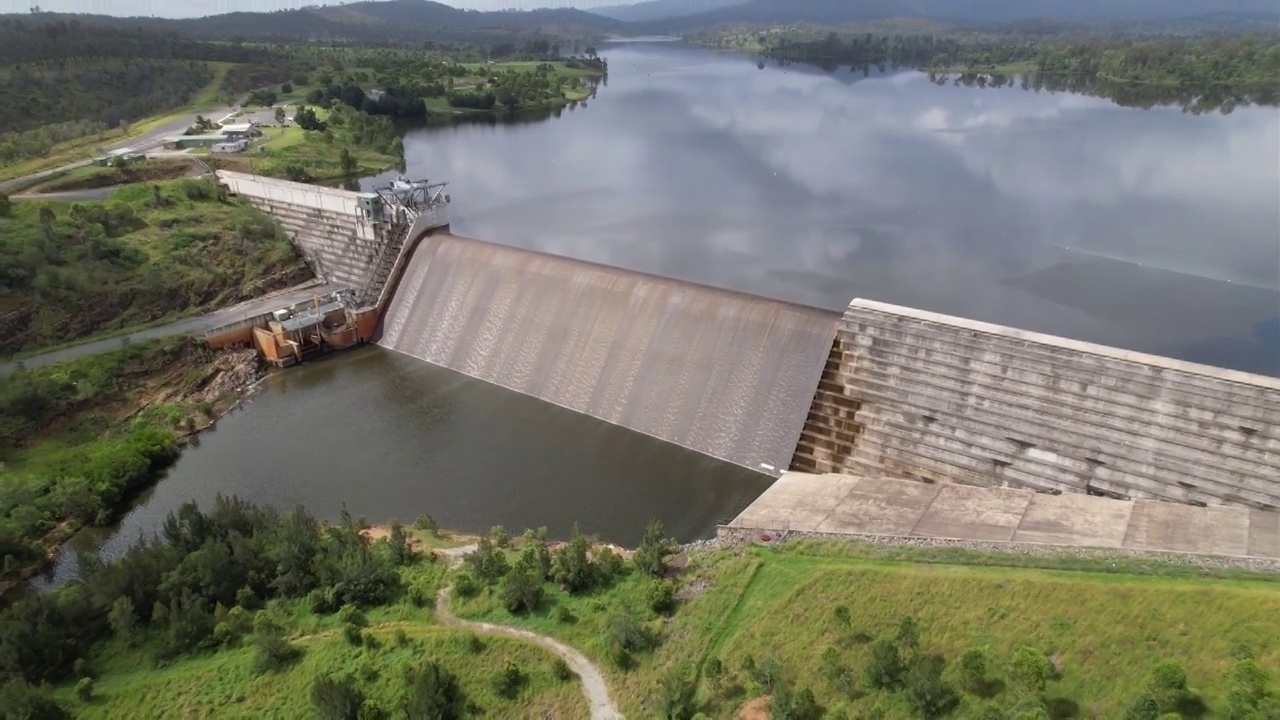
2 280 337 374
0 105 235 193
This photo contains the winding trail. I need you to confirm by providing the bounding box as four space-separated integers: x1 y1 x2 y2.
435 545 623 720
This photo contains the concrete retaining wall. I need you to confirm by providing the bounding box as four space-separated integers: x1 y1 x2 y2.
792 299 1280 510
217 171 383 293
379 233 840 475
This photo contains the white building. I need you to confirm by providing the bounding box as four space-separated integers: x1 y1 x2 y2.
212 139 250 154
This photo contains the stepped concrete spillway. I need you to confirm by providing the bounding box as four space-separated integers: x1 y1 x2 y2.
792 300 1280 511
379 233 841 475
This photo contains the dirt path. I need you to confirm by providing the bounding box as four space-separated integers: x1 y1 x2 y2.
436 546 623 720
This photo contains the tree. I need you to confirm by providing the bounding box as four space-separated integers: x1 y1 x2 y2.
107 596 138 644
311 674 363 720
906 654 959 718
634 519 674 577
0 678 69 719
465 536 508 583
274 106 286 125
401 661 465 719
339 147 357 177
866 639 906 689
551 523 595 593
281 82 293 94
1148 662 1192 712
657 662 698 719
499 551 544 614
387 520 414 566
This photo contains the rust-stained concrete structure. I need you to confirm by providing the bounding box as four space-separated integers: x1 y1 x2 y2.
791 299 1280 510
727 472 1280 561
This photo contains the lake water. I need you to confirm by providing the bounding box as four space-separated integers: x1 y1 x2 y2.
36 40 1280 587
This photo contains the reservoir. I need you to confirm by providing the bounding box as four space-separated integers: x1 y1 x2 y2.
36 40 1280 586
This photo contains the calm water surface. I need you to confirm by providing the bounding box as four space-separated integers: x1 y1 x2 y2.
38 40 1280 586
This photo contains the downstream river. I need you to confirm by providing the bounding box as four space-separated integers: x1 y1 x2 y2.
36 40 1279 586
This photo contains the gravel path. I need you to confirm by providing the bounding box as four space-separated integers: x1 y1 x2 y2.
435 546 623 720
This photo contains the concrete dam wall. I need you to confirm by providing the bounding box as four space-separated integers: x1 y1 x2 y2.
217 171 387 294
791 299 1280 510
379 234 840 474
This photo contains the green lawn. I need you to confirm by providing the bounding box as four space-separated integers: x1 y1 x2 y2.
452 540 1280 718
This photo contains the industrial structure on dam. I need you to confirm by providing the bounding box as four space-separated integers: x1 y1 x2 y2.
208 171 1279 558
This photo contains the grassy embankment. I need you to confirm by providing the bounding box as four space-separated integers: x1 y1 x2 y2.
451 539 1280 718
19 158 199 195
0 339 256 583
0 62 235 184
44 528 586 717
1 178 309 357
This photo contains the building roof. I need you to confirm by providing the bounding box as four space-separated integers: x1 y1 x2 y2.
165 134 229 142
220 123 258 133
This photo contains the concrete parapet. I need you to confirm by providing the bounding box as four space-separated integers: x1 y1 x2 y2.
792 299 1280 510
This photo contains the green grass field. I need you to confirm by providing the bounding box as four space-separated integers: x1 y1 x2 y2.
452 541 1280 718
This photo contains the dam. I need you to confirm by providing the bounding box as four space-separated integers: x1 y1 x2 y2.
214 172 1279 557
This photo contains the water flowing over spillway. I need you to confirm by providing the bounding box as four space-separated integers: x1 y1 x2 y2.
378 234 839 474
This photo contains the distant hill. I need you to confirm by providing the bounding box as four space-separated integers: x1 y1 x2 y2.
0 0 625 43
641 0 1280 32
590 0 748 23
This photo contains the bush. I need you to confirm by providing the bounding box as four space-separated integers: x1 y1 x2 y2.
1009 646 1053 694
604 608 656 668
342 623 364 647
492 658 524 699
552 604 576 624
465 537 509 583
1 679 69 718
489 525 510 548
866 640 905 689
1125 695 1160 720
647 579 678 615
772 684 822 720
658 662 698 719
413 513 438 534
311 673 363 720
253 631 301 673
499 554 544 614
408 584 432 608
596 546 627 584
338 604 367 628
402 661 465 718
74 677 94 702
552 658 575 682
960 647 989 694
634 519 674 577
906 655 959 718
453 572 480 598
551 523 596 593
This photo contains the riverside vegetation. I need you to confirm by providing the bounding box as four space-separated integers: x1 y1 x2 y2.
0 339 265 585
0 179 309 356
7 509 1277 718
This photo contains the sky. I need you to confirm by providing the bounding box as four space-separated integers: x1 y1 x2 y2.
1 0 624 18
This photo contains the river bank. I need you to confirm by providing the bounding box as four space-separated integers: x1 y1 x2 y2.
0 341 268 595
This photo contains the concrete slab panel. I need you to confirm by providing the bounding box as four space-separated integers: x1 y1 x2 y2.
1123 502 1251 556
1248 510 1280 558
912 484 1034 541
814 478 940 535
1014 493 1133 548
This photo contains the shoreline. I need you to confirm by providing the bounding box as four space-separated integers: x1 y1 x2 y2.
1 347 268 598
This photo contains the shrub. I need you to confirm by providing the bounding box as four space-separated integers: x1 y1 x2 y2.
647 579 678 615
464 633 485 654
604 608 656 668
499 555 544 614
453 572 480 598
906 654 959 718
253 627 301 674
492 659 524 700
553 604 575 624
551 523 596 593
338 604 367 628
74 677 94 702
401 661 468 712
772 684 822 720
552 658 575 682
596 546 627 584
833 604 851 626
1148 662 1191 712
413 513 438 534
311 673 363 720
342 623 364 646
960 647 989 695
658 662 698 719
490 525 510 548
866 639 905 689
634 519 675 577
465 537 509 583
393 629 410 648
1009 646 1053 694
1125 695 1160 720
820 646 845 681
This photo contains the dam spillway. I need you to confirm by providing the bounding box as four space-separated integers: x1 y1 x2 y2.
379 233 840 475
217 170 1278 527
